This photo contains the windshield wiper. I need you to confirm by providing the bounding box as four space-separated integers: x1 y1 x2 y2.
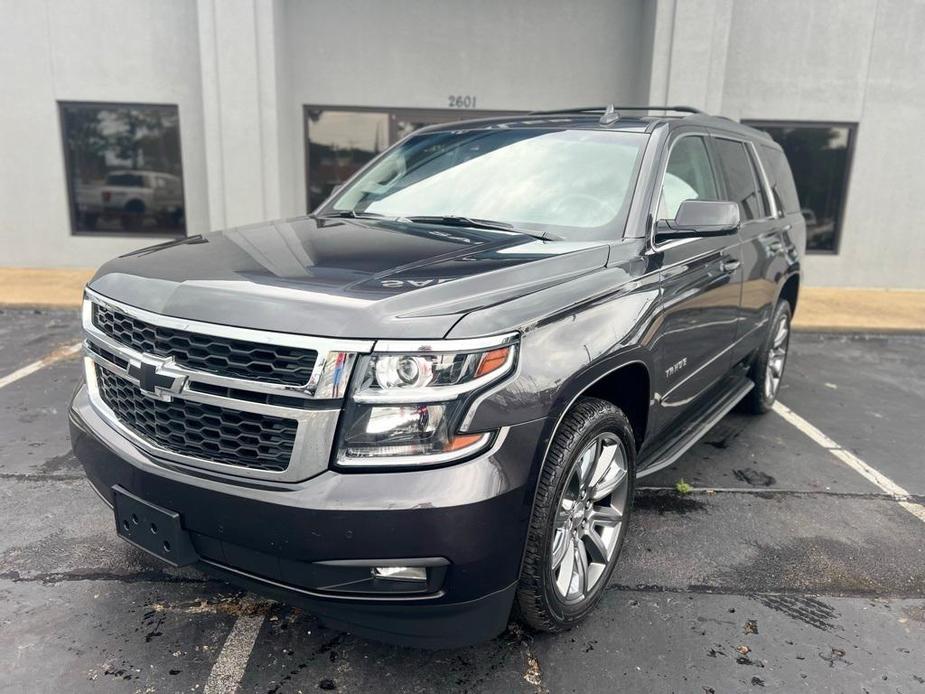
401 215 548 240
314 210 390 220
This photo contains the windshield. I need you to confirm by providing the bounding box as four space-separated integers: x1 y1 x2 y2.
322 128 648 239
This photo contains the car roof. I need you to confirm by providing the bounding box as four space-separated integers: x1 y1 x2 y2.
418 109 777 146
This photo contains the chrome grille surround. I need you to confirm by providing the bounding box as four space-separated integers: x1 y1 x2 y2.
82 289 374 482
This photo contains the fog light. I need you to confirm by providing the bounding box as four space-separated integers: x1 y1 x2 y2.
371 566 427 582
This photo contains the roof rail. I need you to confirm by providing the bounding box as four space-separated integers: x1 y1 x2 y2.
529 105 705 116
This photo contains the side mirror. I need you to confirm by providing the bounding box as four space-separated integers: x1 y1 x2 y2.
654 200 740 242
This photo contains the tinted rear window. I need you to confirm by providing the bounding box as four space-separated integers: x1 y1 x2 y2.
758 145 801 215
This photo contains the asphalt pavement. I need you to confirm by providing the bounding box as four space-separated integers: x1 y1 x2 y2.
0 307 922 693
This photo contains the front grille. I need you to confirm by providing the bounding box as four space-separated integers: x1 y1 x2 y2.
96 366 296 472
93 303 318 387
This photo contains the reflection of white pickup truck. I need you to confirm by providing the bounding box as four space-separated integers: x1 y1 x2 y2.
99 170 184 230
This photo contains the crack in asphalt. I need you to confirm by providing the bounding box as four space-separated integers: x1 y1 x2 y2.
636 486 925 503
607 583 925 600
0 569 214 585
0 473 86 481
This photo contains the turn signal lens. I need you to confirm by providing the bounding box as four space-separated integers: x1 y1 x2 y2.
475 347 511 378
444 432 485 451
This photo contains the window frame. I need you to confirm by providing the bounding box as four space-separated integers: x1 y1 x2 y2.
742 119 858 255
58 100 187 239
302 104 520 214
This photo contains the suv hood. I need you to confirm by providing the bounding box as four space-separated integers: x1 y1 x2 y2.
89 216 610 339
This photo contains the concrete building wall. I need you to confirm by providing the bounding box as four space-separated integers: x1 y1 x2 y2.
277 0 652 214
0 0 208 266
1 0 923 287
651 0 925 288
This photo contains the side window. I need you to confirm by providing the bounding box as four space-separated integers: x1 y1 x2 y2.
713 138 764 222
658 136 719 221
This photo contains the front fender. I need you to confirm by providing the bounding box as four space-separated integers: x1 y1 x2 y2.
460 267 660 434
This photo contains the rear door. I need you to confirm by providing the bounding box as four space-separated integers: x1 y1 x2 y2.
710 137 784 364
649 131 743 436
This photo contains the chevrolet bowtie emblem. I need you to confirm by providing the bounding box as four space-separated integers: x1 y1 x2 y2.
127 356 186 401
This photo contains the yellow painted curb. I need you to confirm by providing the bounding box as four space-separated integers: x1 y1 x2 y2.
793 287 925 333
0 268 94 309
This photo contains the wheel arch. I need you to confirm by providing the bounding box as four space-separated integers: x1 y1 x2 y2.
777 271 800 313
540 354 653 461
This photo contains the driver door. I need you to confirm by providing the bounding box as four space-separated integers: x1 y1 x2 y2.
649 133 743 437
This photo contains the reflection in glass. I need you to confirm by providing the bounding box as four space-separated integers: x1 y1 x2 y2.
305 108 515 213
749 123 853 252
326 129 646 238
61 103 185 235
658 136 719 220
305 110 389 211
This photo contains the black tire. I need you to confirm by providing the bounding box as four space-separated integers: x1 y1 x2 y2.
516 397 636 632
740 299 792 414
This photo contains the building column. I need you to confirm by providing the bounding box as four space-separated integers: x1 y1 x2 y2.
646 0 734 114
196 0 282 231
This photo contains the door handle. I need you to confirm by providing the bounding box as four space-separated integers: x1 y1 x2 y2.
720 259 741 272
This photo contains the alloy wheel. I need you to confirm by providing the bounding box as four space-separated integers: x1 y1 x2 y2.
550 432 629 604
764 313 790 400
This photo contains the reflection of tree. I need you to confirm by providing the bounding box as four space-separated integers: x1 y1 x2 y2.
64 105 182 179
112 109 160 168
65 109 109 181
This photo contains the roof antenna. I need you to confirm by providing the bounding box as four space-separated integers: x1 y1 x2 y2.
599 104 620 125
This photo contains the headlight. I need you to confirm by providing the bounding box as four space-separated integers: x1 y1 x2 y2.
336 335 518 466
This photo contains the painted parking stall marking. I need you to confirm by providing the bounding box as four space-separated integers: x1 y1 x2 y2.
773 401 925 523
204 601 268 694
0 342 82 390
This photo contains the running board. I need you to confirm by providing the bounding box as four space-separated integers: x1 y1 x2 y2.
637 378 754 478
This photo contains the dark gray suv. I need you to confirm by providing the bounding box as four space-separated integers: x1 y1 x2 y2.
69 106 804 648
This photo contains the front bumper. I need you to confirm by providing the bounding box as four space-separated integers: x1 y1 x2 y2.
69 384 544 648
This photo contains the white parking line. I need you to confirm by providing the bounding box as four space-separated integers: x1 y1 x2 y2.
773 401 925 523
204 605 267 694
0 342 83 390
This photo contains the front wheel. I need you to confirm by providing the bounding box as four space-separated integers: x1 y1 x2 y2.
516 397 635 632
741 299 792 414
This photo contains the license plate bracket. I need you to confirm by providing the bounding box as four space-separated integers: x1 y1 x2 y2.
113 485 198 567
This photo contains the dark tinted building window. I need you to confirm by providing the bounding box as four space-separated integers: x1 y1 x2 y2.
713 138 764 221
60 102 185 236
746 122 855 253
